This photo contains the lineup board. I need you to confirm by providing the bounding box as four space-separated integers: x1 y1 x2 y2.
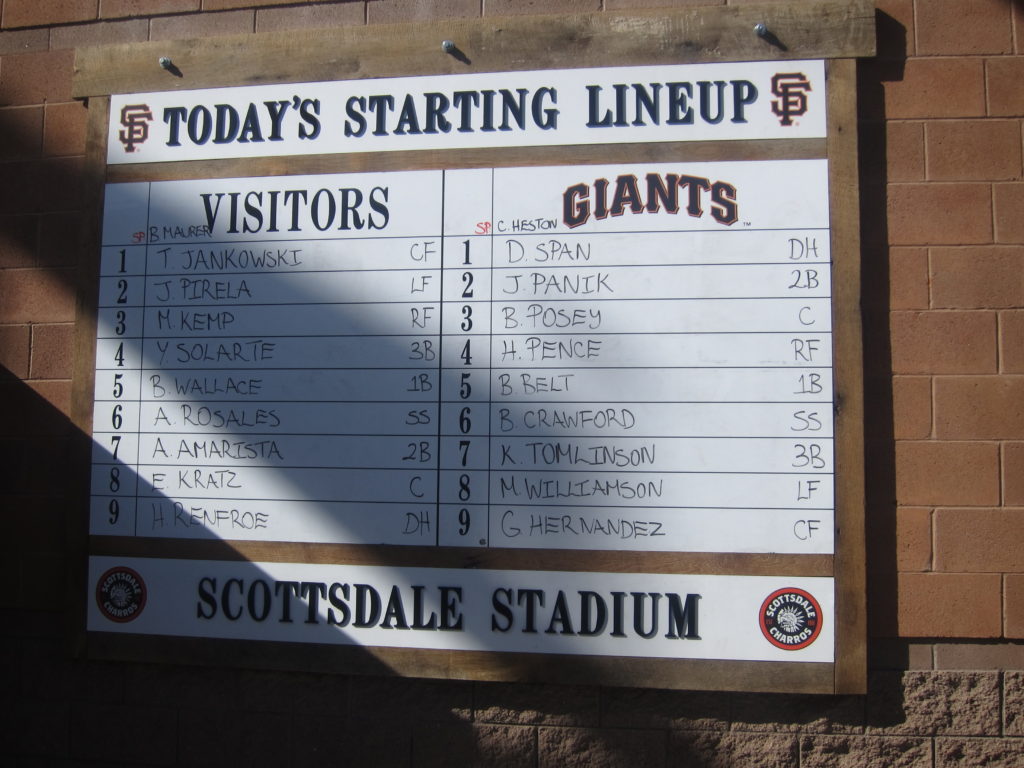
73 4 872 692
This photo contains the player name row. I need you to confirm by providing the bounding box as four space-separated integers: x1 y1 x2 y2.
92 433 834 473
98 264 832 307
92 401 833 437
100 231 830 274
91 466 834 510
94 367 833 403
96 332 833 370
88 499 834 554
98 298 832 338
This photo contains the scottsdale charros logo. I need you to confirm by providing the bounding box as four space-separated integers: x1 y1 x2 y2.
759 587 822 650
95 567 147 623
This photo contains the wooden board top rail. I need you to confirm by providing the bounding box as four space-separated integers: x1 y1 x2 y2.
73 0 875 99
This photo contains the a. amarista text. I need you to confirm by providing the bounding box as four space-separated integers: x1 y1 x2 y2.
196 579 700 640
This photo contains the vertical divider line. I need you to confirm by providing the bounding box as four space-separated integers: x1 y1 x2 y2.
436 170 446 547
487 167 495 548
135 181 153 538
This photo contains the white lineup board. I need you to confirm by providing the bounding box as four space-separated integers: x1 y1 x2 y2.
91 160 834 555
75 5 870 693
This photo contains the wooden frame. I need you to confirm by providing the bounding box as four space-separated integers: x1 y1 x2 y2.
71 1 874 693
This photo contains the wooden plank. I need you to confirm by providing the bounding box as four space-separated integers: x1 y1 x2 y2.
90 536 835 578
825 58 867 694
104 138 828 184
73 1 875 98
85 633 837 693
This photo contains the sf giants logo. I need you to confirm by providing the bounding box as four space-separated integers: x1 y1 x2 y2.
118 104 153 153
770 73 812 127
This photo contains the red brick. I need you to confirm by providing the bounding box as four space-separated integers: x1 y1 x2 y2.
71 702 178 764
37 212 83 267
887 184 992 246
0 157 85 214
1001 310 1024 372
150 10 254 41
2 0 97 29
874 0 915 58
936 738 1024 767
916 0 1012 56
893 375 932 439
598 688 728 731
540 726 667 768
867 670 1001 735
934 376 1024 439
0 28 49 54
0 106 42 161
0 214 37 267
474 682 599 726
49 18 149 49
897 507 932 572
0 50 75 105
884 58 986 119
1005 574 1024 637
890 247 929 310
890 311 997 374
255 2 365 32
1004 442 1024 505
368 0 480 24
0 324 31 377
898 573 1002 637
987 57 1024 117
99 1 199 20
994 183 1024 243
42 102 87 157
895 440 1000 506
27 379 72 419
870 639 935 669
935 642 1024 668
1016 0 1024 54
606 0 723 8
801 735 932 768
0 268 76 323
934 508 1024 572
926 120 1022 181
206 0 304 9
485 0 601 15
29 323 73 379
930 247 1024 308
887 121 925 182
415 722 534 768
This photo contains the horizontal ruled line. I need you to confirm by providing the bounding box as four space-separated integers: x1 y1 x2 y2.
90 493 833 512
102 226 832 249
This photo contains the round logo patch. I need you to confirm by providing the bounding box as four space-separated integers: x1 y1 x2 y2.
759 587 822 650
96 567 147 623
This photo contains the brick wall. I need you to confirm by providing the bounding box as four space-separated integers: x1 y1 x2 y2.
1 0 1022 765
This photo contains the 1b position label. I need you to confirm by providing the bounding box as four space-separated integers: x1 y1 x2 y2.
90 158 834 556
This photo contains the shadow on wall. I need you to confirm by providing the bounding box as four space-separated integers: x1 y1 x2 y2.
856 8 902 653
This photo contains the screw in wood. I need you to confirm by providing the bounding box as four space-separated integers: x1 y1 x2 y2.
753 23 768 37
441 40 456 53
